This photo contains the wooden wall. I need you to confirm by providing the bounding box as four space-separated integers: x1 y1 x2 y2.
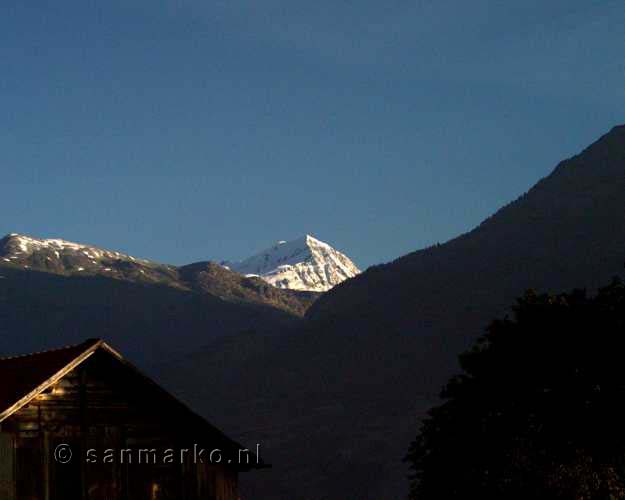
0 351 240 500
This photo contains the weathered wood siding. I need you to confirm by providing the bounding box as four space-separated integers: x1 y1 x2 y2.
1 351 240 500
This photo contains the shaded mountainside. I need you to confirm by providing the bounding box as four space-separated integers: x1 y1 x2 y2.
309 124 625 327
156 126 625 500
178 261 317 317
1 126 623 498
0 266 305 367
0 239 319 368
0 234 317 318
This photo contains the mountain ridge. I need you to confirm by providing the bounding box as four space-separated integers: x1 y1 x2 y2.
158 124 625 500
224 234 360 292
0 233 317 317
307 124 625 325
1 124 624 499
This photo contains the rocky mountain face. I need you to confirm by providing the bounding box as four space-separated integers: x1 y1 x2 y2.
178 261 318 317
0 234 180 285
224 235 360 292
0 234 317 317
0 233 321 370
157 125 625 500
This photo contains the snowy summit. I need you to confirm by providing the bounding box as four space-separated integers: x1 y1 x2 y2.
0 233 177 284
223 235 360 292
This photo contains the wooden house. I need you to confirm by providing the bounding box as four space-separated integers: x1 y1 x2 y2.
0 339 265 499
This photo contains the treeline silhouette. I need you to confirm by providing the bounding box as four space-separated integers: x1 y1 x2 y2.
406 278 625 499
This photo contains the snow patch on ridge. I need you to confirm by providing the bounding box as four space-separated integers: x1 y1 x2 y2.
0 234 146 263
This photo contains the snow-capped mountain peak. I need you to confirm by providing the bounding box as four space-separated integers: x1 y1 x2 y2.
1 233 145 263
224 235 360 292
0 233 177 284
1 232 360 293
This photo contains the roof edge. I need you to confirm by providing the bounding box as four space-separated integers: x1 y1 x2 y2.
0 339 104 423
0 339 267 469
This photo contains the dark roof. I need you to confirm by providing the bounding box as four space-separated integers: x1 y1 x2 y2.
0 338 101 422
0 339 266 470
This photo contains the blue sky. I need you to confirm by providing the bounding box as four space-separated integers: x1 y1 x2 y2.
1 1 623 268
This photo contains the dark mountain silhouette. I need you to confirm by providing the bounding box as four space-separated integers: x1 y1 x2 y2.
308 124 625 328
156 125 625 499
0 262 314 367
1 126 623 499
178 261 317 316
